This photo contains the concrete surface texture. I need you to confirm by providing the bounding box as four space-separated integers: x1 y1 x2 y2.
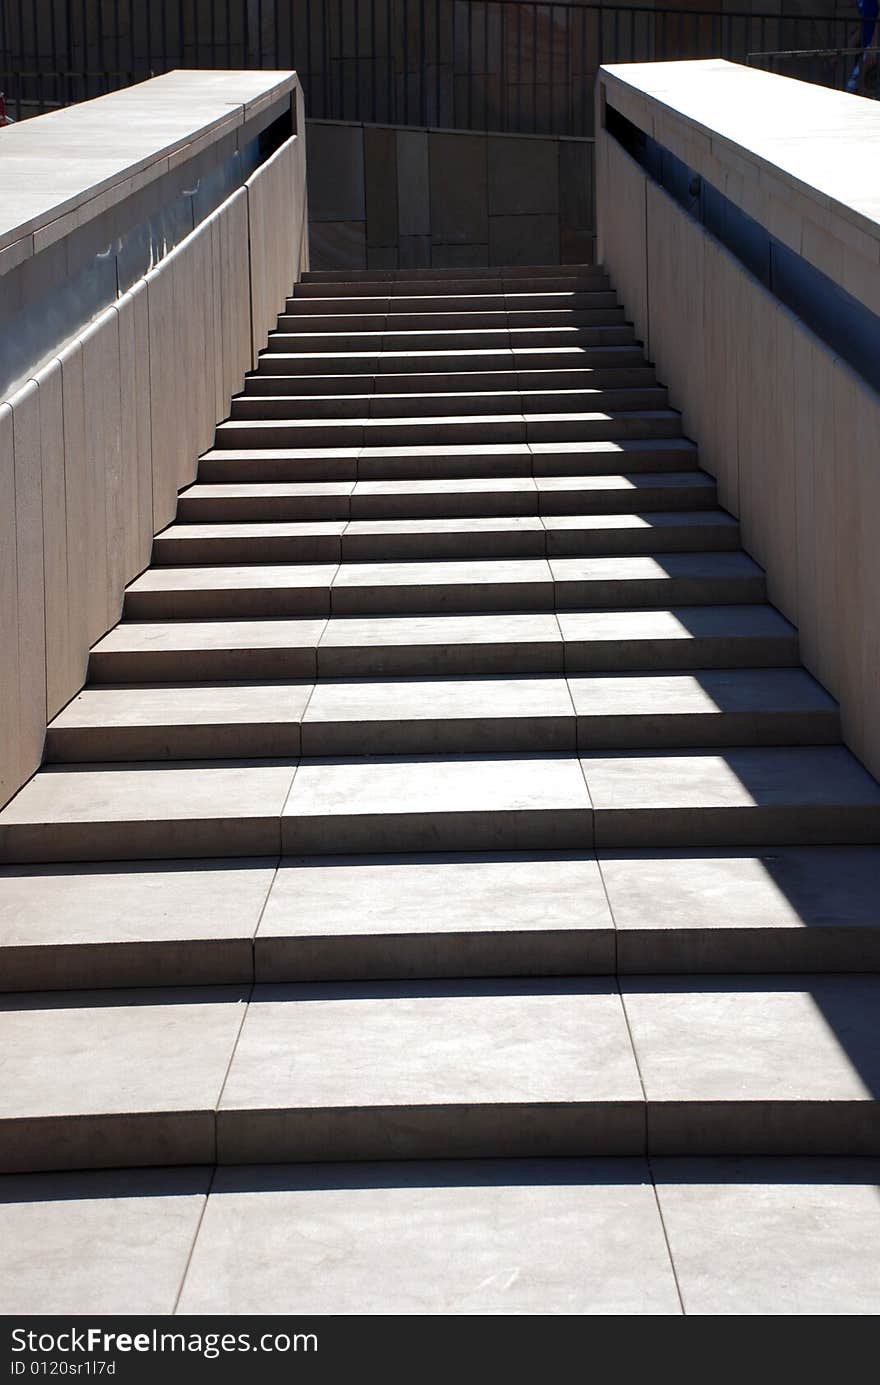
596 59 880 781
0 72 309 808
2 65 880 1310
306 120 594 270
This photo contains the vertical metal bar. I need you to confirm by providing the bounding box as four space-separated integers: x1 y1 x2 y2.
371 0 377 121
322 0 329 118
531 1 536 133
420 0 426 126
355 0 361 120
47 0 59 107
516 0 522 134
484 0 488 130
435 0 440 127
467 0 472 129
386 0 392 123
501 0 509 132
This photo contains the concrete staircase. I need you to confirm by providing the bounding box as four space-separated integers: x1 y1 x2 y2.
2 263 880 1188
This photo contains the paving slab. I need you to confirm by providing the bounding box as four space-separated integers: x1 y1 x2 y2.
0 1167 210 1313
218 979 644 1160
89 618 327 682
0 761 297 861
342 516 548 560
0 986 247 1171
0 859 274 989
349 476 539 517
153 521 346 564
46 682 315 760
543 510 740 557
568 668 838 749
557 605 799 672
255 852 614 979
580 746 880 846
177 480 356 521
329 558 555 614
552 552 766 608
301 675 576 754
178 1159 680 1315
316 611 564 676
281 752 593 853
124 565 339 619
622 976 880 1154
601 846 880 972
654 1157 880 1315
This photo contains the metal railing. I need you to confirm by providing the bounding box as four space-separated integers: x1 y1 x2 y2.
748 45 880 98
0 0 862 132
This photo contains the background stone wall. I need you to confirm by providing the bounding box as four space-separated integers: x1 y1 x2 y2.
306 118 595 269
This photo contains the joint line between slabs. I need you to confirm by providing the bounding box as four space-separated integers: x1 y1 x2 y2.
171 1163 217 1317
649 1162 688 1317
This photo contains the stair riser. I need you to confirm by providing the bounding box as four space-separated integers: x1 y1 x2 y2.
155 517 728 568
267 327 637 353
3 1098 879 1174
123 573 766 621
244 367 659 395
296 279 609 294
214 415 683 449
284 293 618 314
257 347 647 374
276 307 624 330
229 389 668 419
3 794 877 865
5 921 877 997
87 631 800 684
192 484 715 521
45 709 840 764
196 444 700 485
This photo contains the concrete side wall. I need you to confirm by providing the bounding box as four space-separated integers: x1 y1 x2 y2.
306 120 595 270
597 127 880 779
0 134 308 808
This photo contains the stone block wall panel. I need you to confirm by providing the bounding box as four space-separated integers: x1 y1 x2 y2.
307 119 595 270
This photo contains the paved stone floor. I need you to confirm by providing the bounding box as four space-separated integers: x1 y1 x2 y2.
2 1158 879 1315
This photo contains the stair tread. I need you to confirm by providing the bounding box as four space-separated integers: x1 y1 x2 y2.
3 846 880 991
1 974 878 1169
48 668 836 737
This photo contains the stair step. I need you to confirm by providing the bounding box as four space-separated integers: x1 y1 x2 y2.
257 345 647 375
3 745 877 863
123 552 765 620
229 386 668 419
154 513 738 565
196 438 701 484
176 473 715 525
279 746 880 854
244 366 659 395
2 846 879 992
88 604 798 684
0 974 877 1171
44 669 838 762
284 290 619 315
275 306 624 332
267 326 637 354
90 618 328 682
298 263 607 288
213 410 684 449
558 605 799 672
